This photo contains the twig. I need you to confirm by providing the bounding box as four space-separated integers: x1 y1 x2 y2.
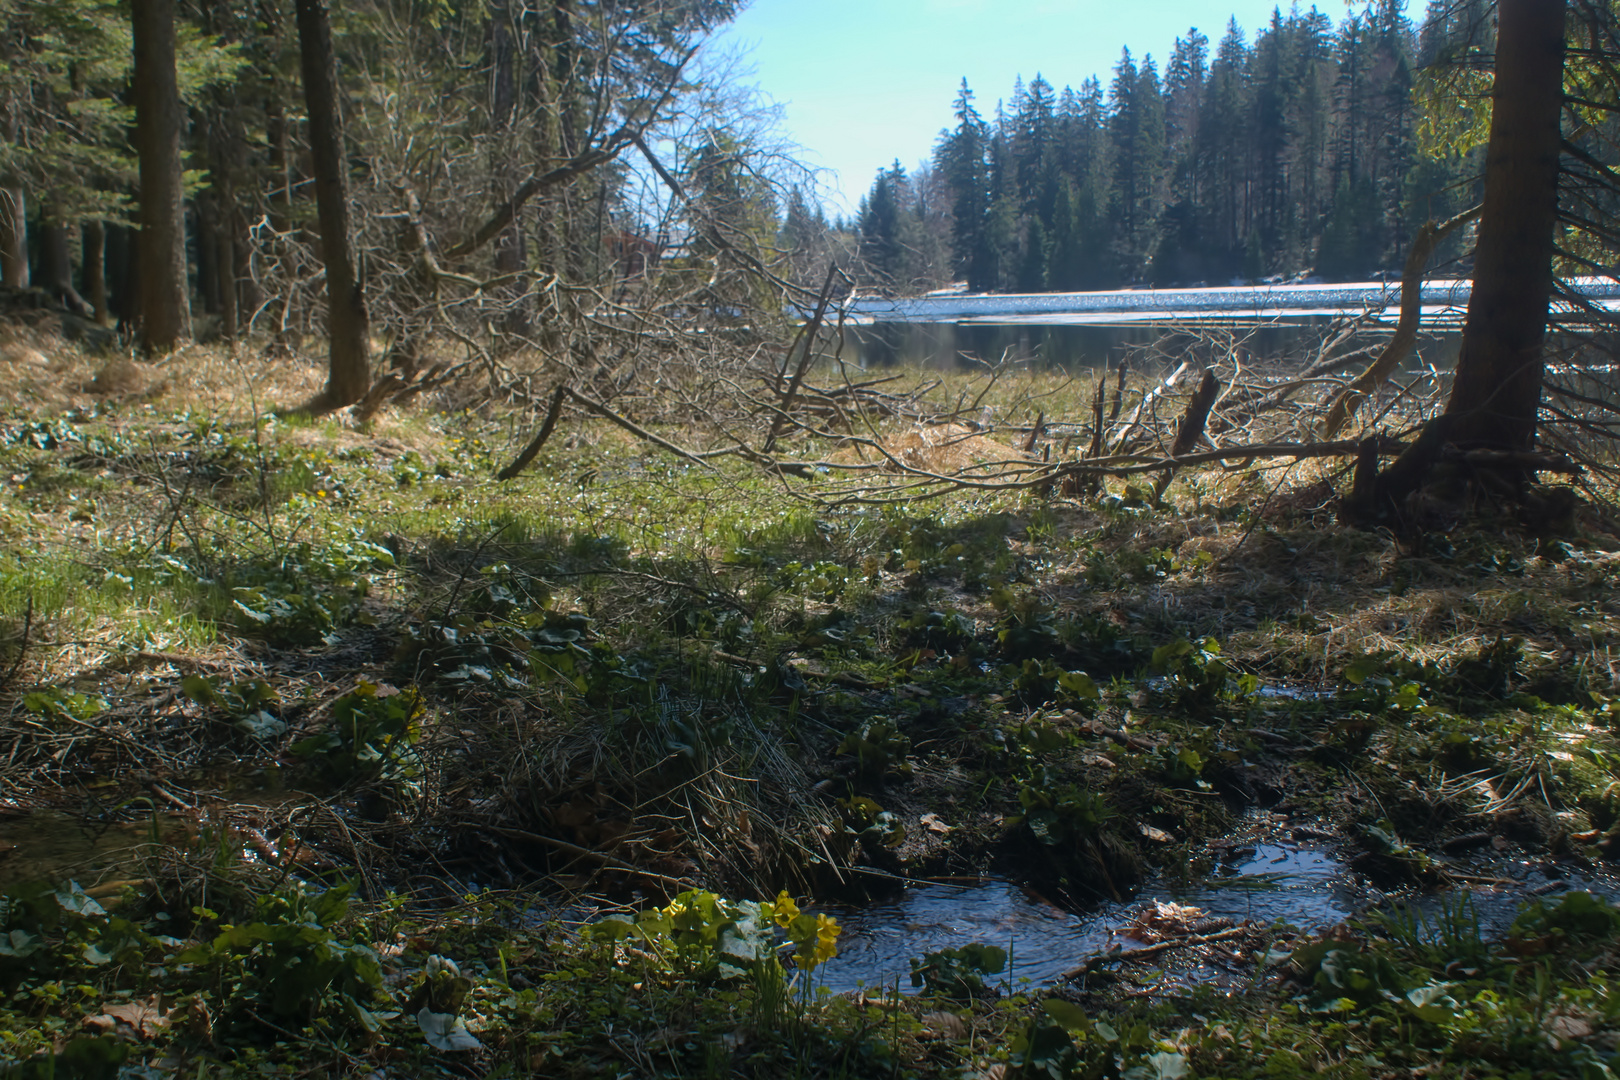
1061 926 1249 980
482 825 698 889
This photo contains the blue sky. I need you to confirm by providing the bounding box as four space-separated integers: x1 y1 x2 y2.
710 0 1342 218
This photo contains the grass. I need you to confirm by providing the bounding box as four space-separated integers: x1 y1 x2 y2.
1 332 1620 1076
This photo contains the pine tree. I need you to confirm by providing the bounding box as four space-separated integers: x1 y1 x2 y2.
858 161 909 288
1109 49 1169 279
935 80 995 290
1196 19 1253 280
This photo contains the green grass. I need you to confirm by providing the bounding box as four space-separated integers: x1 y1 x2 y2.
1 360 1619 1076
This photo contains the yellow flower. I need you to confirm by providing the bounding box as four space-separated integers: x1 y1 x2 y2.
813 913 841 965
770 890 799 928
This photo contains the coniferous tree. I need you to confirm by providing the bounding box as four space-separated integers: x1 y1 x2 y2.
1196 20 1253 281
936 80 995 289
858 161 908 288
293 0 370 410
132 0 190 352
1164 28 1209 206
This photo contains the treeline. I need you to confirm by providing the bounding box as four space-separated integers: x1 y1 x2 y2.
853 0 1493 293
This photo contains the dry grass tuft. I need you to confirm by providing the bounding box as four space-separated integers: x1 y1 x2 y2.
838 423 1033 474
86 355 151 396
0 327 97 412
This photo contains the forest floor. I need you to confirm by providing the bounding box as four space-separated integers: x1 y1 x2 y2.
4 329 1620 1078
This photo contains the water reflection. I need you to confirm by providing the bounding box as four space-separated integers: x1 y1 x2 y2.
817 842 1363 995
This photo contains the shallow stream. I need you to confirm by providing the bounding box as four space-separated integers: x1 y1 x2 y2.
814 829 1620 995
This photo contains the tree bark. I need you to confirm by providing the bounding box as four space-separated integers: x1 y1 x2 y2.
1341 0 1567 530
490 0 531 339
1442 0 1566 451
216 209 238 339
82 221 107 323
39 221 92 317
266 101 291 236
0 186 25 288
195 193 220 314
132 0 192 353
294 0 371 412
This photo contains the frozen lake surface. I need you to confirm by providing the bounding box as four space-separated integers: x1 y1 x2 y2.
840 278 1620 326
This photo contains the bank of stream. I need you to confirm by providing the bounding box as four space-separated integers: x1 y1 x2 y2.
818 813 1620 996
5 345 1620 1078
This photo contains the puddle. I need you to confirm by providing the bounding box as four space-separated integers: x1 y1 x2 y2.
816 878 1113 994
0 811 177 889
1177 843 1365 930
1252 683 1335 701
1406 861 1620 938
0 777 310 891
816 843 1362 994
814 839 1620 995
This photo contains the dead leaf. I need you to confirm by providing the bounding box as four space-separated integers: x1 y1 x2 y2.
85 997 169 1039
1548 1014 1593 1042
1126 901 1207 943
919 813 952 835
1139 824 1174 844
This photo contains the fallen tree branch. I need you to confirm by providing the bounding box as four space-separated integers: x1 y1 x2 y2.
1109 359 1188 453
1321 204 1481 438
1061 926 1251 980
1155 369 1222 498
564 387 724 470
495 385 569 480
765 262 847 452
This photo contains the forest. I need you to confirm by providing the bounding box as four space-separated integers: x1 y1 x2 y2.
855 0 1537 293
3 1 1620 1079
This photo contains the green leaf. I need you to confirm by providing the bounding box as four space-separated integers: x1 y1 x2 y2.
238 711 288 740
0 928 45 958
53 1036 130 1080
180 674 220 706
1042 997 1090 1031
1026 808 1063 845
1057 669 1100 701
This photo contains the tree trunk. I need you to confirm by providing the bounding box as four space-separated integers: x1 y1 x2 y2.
83 221 107 323
266 101 291 236
39 221 92 317
1442 0 1566 451
131 0 192 353
110 225 141 333
490 0 531 339
195 194 220 315
1341 0 1567 530
0 186 25 288
208 109 243 340
294 0 371 412
216 211 238 340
